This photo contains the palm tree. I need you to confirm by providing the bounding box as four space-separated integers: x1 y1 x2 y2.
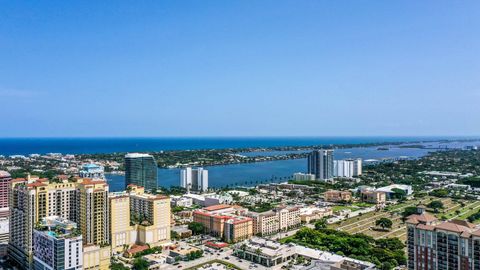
255 248 262 263
240 243 247 259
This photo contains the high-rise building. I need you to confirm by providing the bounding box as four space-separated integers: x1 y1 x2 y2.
79 164 105 179
109 184 171 252
352 158 362 176
77 178 110 246
0 171 11 218
8 175 78 268
406 206 480 270
8 176 111 269
33 216 83 270
333 158 363 178
307 150 334 180
125 153 158 191
0 171 11 257
180 167 208 192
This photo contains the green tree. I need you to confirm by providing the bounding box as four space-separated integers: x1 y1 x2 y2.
428 200 444 212
188 222 205 235
376 218 393 230
314 218 328 230
132 258 149 270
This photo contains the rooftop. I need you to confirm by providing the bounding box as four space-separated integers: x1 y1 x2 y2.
125 153 153 158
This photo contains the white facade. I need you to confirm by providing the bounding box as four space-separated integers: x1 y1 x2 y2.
33 217 83 270
333 158 362 178
180 167 208 192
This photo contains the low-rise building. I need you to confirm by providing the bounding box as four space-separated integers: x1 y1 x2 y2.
193 204 253 242
375 184 413 199
170 196 193 208
234 238 375 270
361 191 386 204
299 207 333 224
293 173 316 181
324 190 352 202
245 206 301 236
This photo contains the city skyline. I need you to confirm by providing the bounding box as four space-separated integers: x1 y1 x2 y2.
1 1 480 137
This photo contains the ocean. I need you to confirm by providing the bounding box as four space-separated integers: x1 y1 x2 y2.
0 136 470 155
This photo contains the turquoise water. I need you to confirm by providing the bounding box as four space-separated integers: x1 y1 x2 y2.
106 140 480 191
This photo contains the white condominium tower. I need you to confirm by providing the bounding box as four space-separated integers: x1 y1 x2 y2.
333 158 362 178
180 167 208 192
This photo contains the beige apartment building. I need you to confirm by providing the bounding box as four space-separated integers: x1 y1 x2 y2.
110 184 171 253
245 206 301 236
324 190 352 202
361 190 386 204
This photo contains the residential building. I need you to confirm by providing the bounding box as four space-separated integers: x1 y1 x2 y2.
0 217 8 257
83 245 110 270
193 204 253 242
324 190 352 203
109 184 171 253
333 159 362 178
406 206 480 270
9 176 79 269
124 153 158 191
180 167 208 192
0 170 10 218
0 171 10 256
33 216 83 270
361 191 386 204
293 173 316 181
79 164 105 179
245 206 301 236
299 207 333 224
77 178 110 246
352 158 362 176
307 150 334 180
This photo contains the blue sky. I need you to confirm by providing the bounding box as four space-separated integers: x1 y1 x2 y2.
0 1 479 137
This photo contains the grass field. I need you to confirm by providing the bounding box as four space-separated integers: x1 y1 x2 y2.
328 196 477 242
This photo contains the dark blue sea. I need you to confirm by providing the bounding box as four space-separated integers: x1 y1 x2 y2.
0 136 469 155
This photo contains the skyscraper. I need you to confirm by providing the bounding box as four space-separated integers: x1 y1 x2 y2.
0 171 11 218
180 167 208 192
9 175 80 268
124 153 158 191
333 158 362 178
0 171 11 257
307 150 334 180
33 216 83 270
77 178 110 246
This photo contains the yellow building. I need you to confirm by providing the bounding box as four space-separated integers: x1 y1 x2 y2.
361 191 386 204
109 184 171 253
77 178 110 247
83 244 111 270
324 190 352 202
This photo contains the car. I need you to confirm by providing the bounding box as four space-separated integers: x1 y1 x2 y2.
177 266 183 268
